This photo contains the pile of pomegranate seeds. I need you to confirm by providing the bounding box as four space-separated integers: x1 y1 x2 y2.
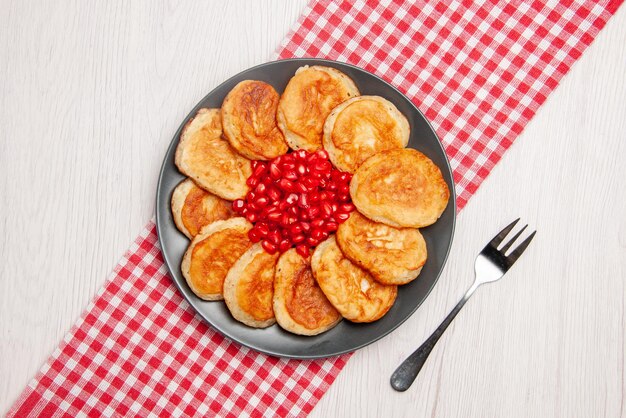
232 149 355 257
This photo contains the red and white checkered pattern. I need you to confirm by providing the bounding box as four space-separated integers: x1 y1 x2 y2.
8 0 621 416
8 223 347 417
278 0 621 209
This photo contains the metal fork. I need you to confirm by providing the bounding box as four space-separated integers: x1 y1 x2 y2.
390 219 536 392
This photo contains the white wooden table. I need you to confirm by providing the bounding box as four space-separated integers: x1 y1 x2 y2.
1 1 625 416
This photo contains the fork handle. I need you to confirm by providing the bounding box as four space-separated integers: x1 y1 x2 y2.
390 284 478 391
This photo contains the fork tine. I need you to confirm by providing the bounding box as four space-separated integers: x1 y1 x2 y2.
507 231 536 264
488 218 520 248
500 224 528 254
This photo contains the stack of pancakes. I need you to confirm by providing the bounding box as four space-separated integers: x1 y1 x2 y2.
171 65 449 335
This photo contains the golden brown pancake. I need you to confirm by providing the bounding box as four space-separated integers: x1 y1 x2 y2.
181 218 252 300
221 80 288 160
323 96 409 173
171 178 234 239
336 211 427 285
311 236 397 323
273 249 341 335
277 65 360 151
223 244 278 328
175 108 252 200
350 148 450 228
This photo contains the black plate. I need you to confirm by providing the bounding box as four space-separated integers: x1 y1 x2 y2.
156 58 456 359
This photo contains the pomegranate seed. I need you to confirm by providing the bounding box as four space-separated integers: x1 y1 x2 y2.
241 207 248 216
338 184 350 195
330 202 338 213
282 162 296 171
326 182 337 191
302 177 319 189
298 194 309 208
324 221 338 231
278 179 295 192
289 223 303 235
283 170 298 181
306 152 318 163
337 193 350 202
338 172 350 182
321 191 336 201
282 153 294 164
296 164 306 176
255 196 269 207
253 163 267 178
336 212 350 221
251 160 260 170
311 229 325 240
267 230 281 245
338 203 355 212
295 245 309 258
279 239 291 252
267 187 281 201
300 222 311 232
279 200 291 211
318 178 328 188
319 231 329 241
256 223 270 236
249 228 261 243
280 213 291 227
246 176 259 187
262 240 278 254
295 182 308 193
285 193 298 205
247 202 259 212
311 219 325 228
246 212 258 223
255 183 267 195
292 233 305 244
295 150 307 160
307 206 320 219
308 191 321 203
321 202 333 217
313 160 332 172
306 236 317 246
246 191 257 202
315 149 329 160
270 162 281 179
233 199 245 212
267 211 281 222
300 211 310 221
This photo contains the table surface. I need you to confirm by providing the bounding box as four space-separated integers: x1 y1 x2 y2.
1 1 625 417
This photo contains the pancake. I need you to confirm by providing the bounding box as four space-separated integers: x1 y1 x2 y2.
350 148 450 228
223 244 278 328
181 218 253 300
336 211 427 285
311 236 397 323
273 249 341 335
171 178 234 239
221 80 288 160
175 108 252 200
323 96 409 173
277 65 360 151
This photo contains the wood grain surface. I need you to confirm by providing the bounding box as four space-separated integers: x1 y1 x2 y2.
1 1 624 416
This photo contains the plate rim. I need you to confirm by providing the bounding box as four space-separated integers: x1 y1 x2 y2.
155 57 457 359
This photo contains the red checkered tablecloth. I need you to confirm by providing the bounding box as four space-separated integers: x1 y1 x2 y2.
8 0 622 417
